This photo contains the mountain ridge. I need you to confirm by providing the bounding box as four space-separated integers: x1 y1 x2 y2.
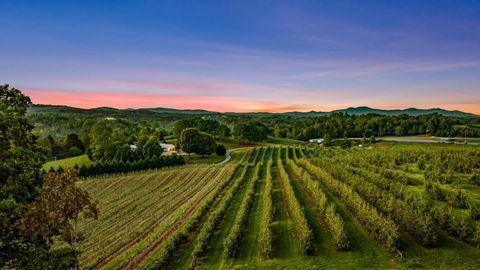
29 104 479 118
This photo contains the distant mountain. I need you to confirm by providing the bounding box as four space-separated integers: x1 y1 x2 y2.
331 106 478 118
147 107 218 115
28 104 478 118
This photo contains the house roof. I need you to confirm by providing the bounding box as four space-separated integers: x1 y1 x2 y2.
160 143 175 149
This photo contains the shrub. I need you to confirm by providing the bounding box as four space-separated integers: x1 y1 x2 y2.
77 155 185 177
216 144 227 156
67 146 82 157
471 174 480 185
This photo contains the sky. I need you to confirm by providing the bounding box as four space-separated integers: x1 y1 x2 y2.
1 0 480 113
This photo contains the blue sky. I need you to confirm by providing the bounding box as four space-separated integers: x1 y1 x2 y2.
1 0 479 112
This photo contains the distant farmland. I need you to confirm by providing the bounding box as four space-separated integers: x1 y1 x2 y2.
77 145 480 269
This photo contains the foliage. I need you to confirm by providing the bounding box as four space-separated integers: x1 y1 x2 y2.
298 158 400 252
320 159 438 247
286 149 349 251
312 145 480 247
23 169 98 263
216 144 227 156
88 121 115 161
233 121 269 143
75 155 185 177
142 137 164 157
472 174 480 185
179 128 216 156
63 133 85 153
70 144 480 269
224 161 262 258
274 112 480 140
277 151 313 255
0 85 47 267
259 158 274 258
173 117 230 139
139 164 238 269
191 163 248 267
179 128 199 154
114 144 135 162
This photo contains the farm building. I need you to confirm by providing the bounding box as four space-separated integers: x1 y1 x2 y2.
160 143 176 152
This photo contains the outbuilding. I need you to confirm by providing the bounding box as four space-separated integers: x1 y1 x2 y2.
160 143 176 152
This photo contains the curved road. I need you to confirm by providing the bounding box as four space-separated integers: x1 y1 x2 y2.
216 147 252 165
217 149 232 165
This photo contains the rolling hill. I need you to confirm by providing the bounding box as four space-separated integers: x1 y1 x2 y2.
29 104 478 118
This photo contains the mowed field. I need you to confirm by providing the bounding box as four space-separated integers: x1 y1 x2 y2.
77 145 480 269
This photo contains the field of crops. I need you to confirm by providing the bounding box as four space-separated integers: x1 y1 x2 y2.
78 144 480 269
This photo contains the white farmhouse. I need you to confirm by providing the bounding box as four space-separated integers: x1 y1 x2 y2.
160 143 176 152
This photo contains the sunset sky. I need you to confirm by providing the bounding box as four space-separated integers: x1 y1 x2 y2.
1 1 480 113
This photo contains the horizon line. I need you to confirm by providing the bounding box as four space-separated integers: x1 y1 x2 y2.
31 103 479 116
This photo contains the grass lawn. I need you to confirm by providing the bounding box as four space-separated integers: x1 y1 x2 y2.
217 139 253 150
42 154 93 170
183 153 226 165
264 136 306 145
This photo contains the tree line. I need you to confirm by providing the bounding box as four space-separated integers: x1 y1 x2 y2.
72 155 184 177
273 112 480 140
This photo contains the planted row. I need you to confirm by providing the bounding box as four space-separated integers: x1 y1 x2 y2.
314 158 438 247
223 161 262 258
138 164 240 269
277 153 313 255
190 163 250 267
81 167 219 269
259 157 274 258
297 158 400 252
286 157 349 251
342 160 480 246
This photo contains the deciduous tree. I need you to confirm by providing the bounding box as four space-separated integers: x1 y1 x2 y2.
0 85 47 267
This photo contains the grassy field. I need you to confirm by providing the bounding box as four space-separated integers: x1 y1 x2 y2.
183 153 226 165
74 144 480 269
43 154 92 170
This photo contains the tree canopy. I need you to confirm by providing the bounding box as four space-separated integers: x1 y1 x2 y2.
233 121 269 143
0 85 98 268
0 85 47 267
179 128 217 156
173 118 230 139
88 121 114 161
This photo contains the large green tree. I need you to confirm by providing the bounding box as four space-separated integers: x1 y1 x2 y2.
173 118 231 139
88 121 114 161
179 128 200 156
22 170 98 269
179 128 216 156
63 133 85 153
142 137 163 157
233 121 269 143
1 85 99 268
0 85 46 267
196 132 217 156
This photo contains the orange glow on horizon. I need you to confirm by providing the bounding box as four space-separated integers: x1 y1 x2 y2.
23 88 480 115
